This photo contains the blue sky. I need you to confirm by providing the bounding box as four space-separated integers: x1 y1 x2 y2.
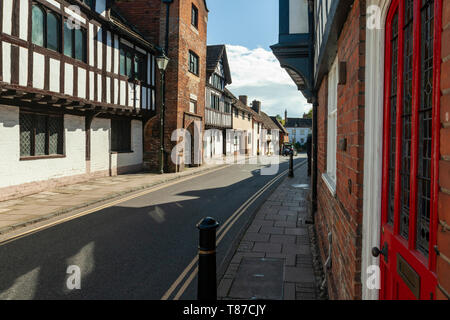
207 0 279 50
206 0 311 118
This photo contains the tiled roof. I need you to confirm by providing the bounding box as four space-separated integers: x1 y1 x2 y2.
285 118 312 128
207 45 232 84
260 112 279 130
270 117 288 134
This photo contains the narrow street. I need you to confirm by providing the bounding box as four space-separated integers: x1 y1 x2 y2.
0 156 305 300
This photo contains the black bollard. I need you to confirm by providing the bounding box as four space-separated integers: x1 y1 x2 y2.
289 152 294 177
197 217 220 301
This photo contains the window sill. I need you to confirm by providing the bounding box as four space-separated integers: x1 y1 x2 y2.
20 155 66 161
322 172 336 196
188 70 199 77
190 24 199 35
111 150 134 154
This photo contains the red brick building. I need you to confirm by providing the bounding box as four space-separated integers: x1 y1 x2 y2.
115 0 208 171
273 0 449 300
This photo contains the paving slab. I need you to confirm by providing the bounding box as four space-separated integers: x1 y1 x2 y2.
219 161 319 300
228 258 284 300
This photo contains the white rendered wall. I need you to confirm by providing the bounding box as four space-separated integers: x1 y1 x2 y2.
0 106 86 188
90 117 111 173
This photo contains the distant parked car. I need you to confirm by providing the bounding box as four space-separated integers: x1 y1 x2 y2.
282 143 297 156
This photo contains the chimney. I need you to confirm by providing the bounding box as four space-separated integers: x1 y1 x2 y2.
239 95 248 106
252 100 261 114
285 109 287 124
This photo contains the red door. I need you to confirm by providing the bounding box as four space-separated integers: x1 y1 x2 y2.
379 0 442 300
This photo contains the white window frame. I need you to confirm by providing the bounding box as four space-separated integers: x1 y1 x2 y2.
322 56 338 195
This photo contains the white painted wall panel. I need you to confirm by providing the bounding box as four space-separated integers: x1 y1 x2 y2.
89 71 95 100
1 42 11 83
2 0 13 35
135 84 141 109
64 6 86 24
128 83 134 107
106 77 111 104
90 117 110 173
114 79 119 105
49 58 60 92
33 52 45 89
78 67 86 99
46 0 60 9
97 74 102 102
0 107 86 188
64 63 74 96
19 0 28 41
120 80 126 106
19 47 28 86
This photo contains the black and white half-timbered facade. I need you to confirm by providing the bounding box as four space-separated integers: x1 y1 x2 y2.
0 0 157 200
204 44 232 159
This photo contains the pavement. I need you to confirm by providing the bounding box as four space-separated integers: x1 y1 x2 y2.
0 162 229 235
218 162 321 300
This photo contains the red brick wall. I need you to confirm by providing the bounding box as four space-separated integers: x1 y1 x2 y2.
315 0 366 300
437 0 450 300
115 0 208 172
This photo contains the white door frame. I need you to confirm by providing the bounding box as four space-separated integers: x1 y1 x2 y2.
362 0 392 300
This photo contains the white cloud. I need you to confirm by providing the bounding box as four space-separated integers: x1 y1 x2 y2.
225 44 311 118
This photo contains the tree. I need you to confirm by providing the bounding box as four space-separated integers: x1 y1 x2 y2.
276 114 285 126
304 108 313 119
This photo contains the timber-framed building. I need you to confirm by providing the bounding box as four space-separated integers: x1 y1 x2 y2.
0 0 158 200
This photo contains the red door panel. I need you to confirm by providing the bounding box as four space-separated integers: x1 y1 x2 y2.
379 0 441 300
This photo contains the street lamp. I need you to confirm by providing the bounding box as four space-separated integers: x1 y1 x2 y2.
156 53 170 174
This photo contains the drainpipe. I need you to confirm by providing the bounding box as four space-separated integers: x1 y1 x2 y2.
311 97 318 222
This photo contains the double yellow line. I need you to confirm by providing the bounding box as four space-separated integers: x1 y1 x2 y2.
161 159 306 300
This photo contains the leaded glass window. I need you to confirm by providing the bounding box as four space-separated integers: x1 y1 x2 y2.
388 11 399 225
31 5 61 52
399 0 415 239
46 13 60 52
32 5 44 46
416 0 435 256
19 112 64 158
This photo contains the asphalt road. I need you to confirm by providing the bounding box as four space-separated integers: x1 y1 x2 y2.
0 156 306 300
